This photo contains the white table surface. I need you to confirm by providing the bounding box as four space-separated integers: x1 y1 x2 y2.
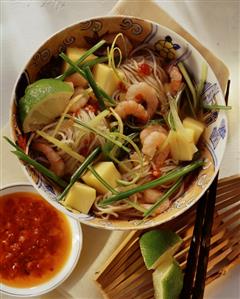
1 1 240 298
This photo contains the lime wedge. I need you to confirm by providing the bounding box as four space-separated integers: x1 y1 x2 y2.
153 258 183 299
19 79 74 132
139 230 182 270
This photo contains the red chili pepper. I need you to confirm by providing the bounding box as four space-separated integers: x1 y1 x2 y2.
138 63 152 76
17 135 27 150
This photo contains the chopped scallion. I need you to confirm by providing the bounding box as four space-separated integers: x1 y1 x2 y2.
57 40 106 81
67 115 131 153
57 147 101 201
143 177 183 218
84 66 106 110
4 136 68 188
88 165 118 194
99 160 204 206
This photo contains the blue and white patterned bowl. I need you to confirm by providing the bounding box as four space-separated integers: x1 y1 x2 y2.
10 16 228 230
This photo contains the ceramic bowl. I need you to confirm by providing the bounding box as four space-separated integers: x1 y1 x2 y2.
0 184 82 297
10 16 227 230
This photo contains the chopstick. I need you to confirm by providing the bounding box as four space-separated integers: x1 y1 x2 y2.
192 173 219 299
180 80 230 299
179 185 210 299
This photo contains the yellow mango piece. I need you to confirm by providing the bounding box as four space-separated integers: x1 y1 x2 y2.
82 162 121 194
184 128 195 143
64 182 96 214
93 63 124 96
183 117 205 144
63 47 97 72
167 130 198 161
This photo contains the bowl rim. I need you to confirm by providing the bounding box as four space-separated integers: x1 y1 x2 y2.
0 183 82 297
9 15 228 230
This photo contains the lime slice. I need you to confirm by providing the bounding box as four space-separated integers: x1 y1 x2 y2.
153 258 183 299
19 79 74 132
139 230 182 270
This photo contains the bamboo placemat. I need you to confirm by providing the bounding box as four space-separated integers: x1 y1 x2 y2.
94 176 240 299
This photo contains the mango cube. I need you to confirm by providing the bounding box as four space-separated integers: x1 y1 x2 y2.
167 130 198 161
93 63 124 96
63 47 97 72
184 128 195 143
183 117 205 144
64 182 96 214
82 162 121 194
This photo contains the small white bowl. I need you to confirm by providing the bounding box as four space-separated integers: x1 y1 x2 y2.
0 183 82 297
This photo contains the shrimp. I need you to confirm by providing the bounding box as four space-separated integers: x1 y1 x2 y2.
114 100 149 122
142 189 163 204
140 199 170 215
153 145 170 168
32 143 65 177
140 125 168 143
126 82 158 118
140 125 168 158
168 65 182 94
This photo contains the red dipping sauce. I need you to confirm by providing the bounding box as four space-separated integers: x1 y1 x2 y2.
0 192 72 287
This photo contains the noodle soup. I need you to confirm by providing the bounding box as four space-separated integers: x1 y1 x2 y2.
9 17 227 230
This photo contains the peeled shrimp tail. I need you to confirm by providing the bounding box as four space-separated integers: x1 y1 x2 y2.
32 142 65 177
126 82 158 118
168 65 182 94
140 125 168 158
114 100 149 122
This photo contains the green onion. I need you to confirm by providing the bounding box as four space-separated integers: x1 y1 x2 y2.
4 136 68 188
117 175 140 186
88 165 118 194
57 40 106 81
57 147 101 201
4 136 22 151
99 160 204 206
99 88 116 105
178 62 197 110
59 53 115 105
203 104 232 110
67 115 131 153
84 66 106 110
124 199 147 213
143 177 183 218
197 63 208 99
12 150 68 188
185 87 197 119
81 56 108 68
